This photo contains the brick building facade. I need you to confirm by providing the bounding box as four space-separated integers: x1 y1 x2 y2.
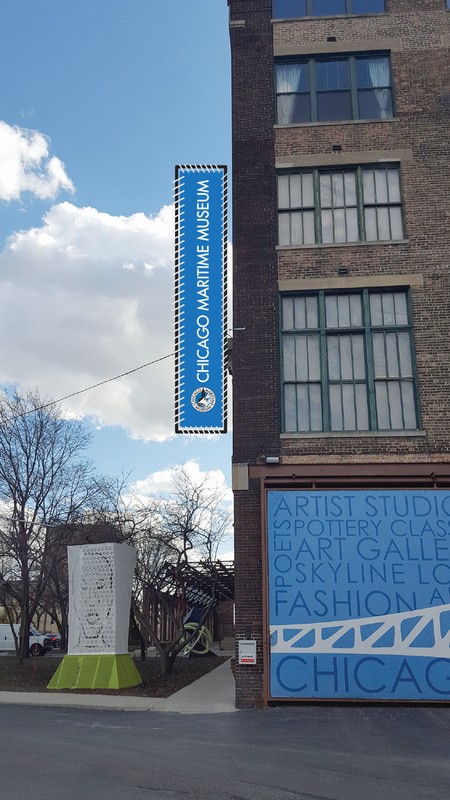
228 0 450 707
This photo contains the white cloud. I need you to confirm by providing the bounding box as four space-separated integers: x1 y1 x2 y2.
0 121 74 202
0 200 175 441
129 461 234 559
0 121 232 442
131 460 232 502
216 548 234 561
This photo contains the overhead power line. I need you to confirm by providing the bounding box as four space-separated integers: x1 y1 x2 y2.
5 353 175 421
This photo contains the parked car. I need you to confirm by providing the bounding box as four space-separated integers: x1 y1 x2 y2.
43 632 61 649
29 625 54 656
0 623 52 656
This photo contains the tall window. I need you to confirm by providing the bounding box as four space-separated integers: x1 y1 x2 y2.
278 166 404 245
273 0 385 17
281 290 419 433
276 54 393 124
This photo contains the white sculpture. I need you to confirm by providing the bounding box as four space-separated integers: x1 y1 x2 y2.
68 542 136 656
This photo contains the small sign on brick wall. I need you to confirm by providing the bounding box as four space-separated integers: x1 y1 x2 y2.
239 639 257 665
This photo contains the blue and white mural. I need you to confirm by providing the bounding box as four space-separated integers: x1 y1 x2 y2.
267 490 450 700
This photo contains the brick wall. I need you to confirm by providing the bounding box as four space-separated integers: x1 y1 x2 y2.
230 0 450 706
233 481 265 707
230 0 277 706
275 0 450 459
230 0 280 467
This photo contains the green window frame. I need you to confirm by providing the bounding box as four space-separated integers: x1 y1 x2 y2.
275 53 393 125
273 0 386 18
281 289 420 433
277 165 404 246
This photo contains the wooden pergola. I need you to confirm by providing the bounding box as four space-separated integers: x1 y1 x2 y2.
142 560 235 646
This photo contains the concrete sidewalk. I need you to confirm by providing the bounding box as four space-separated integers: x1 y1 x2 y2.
153 658 236 714
0 658 236 714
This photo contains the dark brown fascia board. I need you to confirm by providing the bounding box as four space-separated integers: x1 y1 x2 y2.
249 462 450 486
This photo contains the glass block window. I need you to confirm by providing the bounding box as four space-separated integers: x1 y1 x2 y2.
277 165 404 245
273 0 385 18
275 54 393 124
281 289 419 433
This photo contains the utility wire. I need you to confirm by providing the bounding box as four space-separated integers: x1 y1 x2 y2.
5 352 175 421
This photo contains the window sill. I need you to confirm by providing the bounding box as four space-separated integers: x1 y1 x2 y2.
281 430 426 439
276 240 409 251
275 118 398 129
272 14 388 23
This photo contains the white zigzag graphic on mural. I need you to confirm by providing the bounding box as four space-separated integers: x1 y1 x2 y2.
270 604 450 658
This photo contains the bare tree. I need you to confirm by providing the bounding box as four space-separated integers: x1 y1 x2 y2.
130 464 232 675
0 389 117 661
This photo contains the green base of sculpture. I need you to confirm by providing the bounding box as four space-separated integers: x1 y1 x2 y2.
47 654 142 690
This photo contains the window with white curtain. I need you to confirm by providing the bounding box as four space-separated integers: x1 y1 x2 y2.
278 165 404 246
275 54 393 124
276 63 310 124
281 290 419 433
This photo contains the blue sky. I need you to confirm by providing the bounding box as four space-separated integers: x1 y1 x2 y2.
0 1 233 543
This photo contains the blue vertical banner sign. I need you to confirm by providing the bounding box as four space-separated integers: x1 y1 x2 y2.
267 490 450 701
175 165 227 433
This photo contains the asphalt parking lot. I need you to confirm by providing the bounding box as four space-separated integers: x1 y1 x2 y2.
0 702 448 800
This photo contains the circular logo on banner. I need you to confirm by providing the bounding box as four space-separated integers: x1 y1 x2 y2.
191 387 216 413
